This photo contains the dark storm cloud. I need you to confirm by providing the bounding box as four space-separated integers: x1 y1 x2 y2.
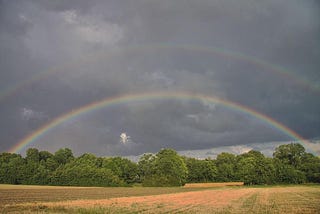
0 0 319 156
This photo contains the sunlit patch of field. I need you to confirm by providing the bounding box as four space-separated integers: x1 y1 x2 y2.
1 184 319 213
184 182 244 188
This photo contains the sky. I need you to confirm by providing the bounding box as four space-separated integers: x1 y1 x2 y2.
0 0 320 157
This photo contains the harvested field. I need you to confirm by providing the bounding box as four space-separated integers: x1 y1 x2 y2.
0 184 201 207
184 182 244 188
1 185 319 213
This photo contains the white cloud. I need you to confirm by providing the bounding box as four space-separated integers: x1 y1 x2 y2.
61 10 124 46
20 107 46 121
229 145 253 154
142 70 175 88
23 9 124 62
61 10 77 24
201 100 216 111
186 114 200 123
183 140 320 159
307 139 320 155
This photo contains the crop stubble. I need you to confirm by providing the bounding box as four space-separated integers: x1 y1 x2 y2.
1 185 319 213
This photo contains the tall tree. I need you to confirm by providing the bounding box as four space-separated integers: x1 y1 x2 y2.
103 157 138 184
299 153 320 183
50 153 124 187
273 143 306 168
139 149 188 186
39 151 53 162
184 157 217 183
26 148 40 163
0 153 25 184
138 153 156 182
273 158 306 184
215 152 237 182
53 148 74 165
236 151 275 185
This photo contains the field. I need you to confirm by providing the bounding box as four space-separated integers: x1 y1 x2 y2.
1 184 319 213
184 182 244 188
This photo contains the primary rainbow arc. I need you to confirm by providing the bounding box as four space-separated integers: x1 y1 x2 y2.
9 91 313 155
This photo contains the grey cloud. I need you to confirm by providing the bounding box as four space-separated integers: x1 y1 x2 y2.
0 0 319 156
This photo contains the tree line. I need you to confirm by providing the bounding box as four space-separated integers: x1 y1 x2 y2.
0 143 319 187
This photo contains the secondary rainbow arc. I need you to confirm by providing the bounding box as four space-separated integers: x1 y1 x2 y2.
1 44 319 104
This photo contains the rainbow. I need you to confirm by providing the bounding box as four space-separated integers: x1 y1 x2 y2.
1 44 319 103
9 91 314 154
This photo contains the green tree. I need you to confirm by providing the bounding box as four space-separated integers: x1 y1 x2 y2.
273 158 306 184
39 151 53 162
184 157 217 183
43 157 59 171
236 151 276 185
2 145 316 187
102 157 138 185
299 153 320 183
32 164 51 185
0 153 25 184
26 148 40 163
22 148 43 184
138 153 156 182
140 149 188 187
215 152 237 182
50 154 124 187
53 148 74 165
273 143 306 168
